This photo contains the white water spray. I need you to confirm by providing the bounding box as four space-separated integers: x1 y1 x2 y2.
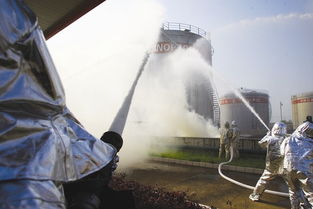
232 89 270 131
194 55 270 131
109 53 150 135
129 48 220 138
192 38 270 132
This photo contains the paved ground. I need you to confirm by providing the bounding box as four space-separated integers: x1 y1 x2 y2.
118 161 290 209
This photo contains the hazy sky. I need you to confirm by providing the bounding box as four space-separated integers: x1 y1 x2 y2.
48 0 313 129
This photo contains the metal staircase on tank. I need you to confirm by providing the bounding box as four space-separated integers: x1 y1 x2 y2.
209 85 220 127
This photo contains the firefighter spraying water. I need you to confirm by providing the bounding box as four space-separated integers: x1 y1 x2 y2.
218 118 313 208
1 1 312 209
0 1 149 208
281 122 313 208
249 122 289 202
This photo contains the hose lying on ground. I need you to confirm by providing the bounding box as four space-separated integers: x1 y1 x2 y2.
218 146 289 198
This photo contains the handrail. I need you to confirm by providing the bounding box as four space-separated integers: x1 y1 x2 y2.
162 22 207 38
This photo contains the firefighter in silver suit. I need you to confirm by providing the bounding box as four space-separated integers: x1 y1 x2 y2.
249 122 287 201
0 1 121 208
281 122 313 209
230 120 240 159
219 122 232 159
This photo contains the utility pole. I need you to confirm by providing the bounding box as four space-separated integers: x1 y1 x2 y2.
280 102 283 121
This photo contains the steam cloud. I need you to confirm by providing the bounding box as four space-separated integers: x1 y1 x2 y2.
119 47 220 169
48 0 220 170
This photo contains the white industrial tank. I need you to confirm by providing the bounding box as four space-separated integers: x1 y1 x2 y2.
291 91 313 129
151 22 219 124
220 88 270 136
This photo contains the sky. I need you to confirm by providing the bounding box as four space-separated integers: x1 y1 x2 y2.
47 0 313 132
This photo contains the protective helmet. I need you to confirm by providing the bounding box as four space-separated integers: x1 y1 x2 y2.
296 122 313 139
306 115 312 123
231 120 237 127
271 122 287 137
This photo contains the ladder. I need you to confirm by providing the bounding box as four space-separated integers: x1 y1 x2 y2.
209 85 220 126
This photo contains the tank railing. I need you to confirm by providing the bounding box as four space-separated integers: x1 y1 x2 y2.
162 22 207 38
238 88 269 95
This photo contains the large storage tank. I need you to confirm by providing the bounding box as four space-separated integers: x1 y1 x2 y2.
291 91 313 128
220 88 270 136
152 22 220 124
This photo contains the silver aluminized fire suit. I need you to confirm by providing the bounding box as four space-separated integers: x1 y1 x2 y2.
0 1 116 208
281 122 313 209
219 122 232 159
249 122 286 201
230 120 240 159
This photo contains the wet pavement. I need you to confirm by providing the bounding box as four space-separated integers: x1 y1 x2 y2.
118 161 290 209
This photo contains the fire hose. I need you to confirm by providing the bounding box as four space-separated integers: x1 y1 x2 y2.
218 146 289 197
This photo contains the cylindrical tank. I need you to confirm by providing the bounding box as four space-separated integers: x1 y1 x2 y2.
220 88 270 136
155 22 213 65
152 22 219 124
291 91 313 129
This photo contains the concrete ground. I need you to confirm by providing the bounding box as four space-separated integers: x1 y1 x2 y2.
119 161 290 209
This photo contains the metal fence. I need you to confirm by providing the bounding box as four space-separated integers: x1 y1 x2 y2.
162 22 207 38
153 136 265 153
